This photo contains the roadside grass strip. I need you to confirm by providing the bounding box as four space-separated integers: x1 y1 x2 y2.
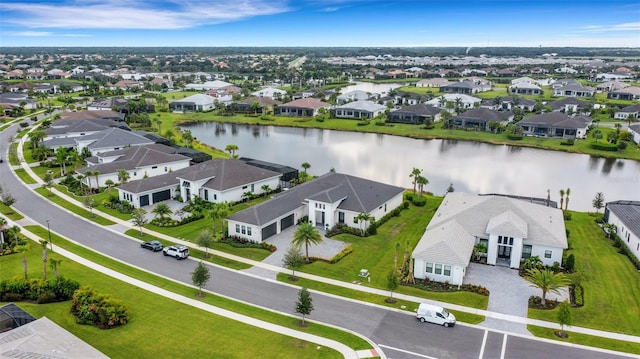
527 326 640 355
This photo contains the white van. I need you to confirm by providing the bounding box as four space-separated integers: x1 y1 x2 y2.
416 303 456 327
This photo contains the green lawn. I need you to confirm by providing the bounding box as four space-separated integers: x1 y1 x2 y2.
0 249 344 359
529 212 640 337
33 187 116 226
298 196 489 310
528 326 640 355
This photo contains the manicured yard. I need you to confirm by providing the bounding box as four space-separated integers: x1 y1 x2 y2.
529 212 640 337
0 250 343 359
528 326 640 355
298 196 489 310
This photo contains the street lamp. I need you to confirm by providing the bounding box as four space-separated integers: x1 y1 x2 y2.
46 220 53 252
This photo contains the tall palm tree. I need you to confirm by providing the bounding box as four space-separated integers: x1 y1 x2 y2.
291 221 323 263
55 147 69 177
117 169 130 185
559 189 565 210
84 170 94 191
40 240 48 280
93 170 101 190
416 175 429 196
355 212 373 236
525 268 570 306
152 202 172 221
410 168 422 194
564 188 571 212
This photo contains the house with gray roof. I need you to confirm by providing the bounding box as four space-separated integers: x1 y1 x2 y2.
517 112 592 139
87 97 129 111
388 104 441 124
274 98 331 117
440 81 491 95
117 158 281 208
548 97 592 115
336 90 373 104
552 83 594 98
334 100 387 119
607 86 640 101
75 127 155 155
508 82 543 95
412 192 567 285
628 124 640 144
451 108 513 130
605 201 640 262
228 171 404 242
614 104 640 121
252 86 287 100
77 144 191 189
481 97 536 112
169 94 216 112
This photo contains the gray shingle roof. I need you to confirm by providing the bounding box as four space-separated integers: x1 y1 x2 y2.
87 128 155 150
455 108 512 121
518 112 591 129
177 158 281 191
76 144 190 175
230 171 405 226
606 201 640 239
391 104 441 116
335 100 386 112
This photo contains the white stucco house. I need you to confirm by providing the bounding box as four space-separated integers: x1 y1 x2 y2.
227 171 405 242
169 94 216 112
605 200 640 262
116 158 281 208
413 193 567 286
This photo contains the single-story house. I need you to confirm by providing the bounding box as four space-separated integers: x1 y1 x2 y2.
440 81 491 94
451 108 513 130
274 98 331 117
227 171 405 242
184 80 233 91
77 144 191 189
412 192 567 285
595 72 635 82
607 86 640 101
595 81 629 93
509 82 543 95
552 84 594 98
614 104 640 120
169 94 215 112
336 90 373 104
87 97 129 111
45 126 150 154
548 97 592 115
628 124 640 144
481 97 536 112
334 100 387 119
232 96 280 113
387 104 441 124
425 94 482 110
416 78 453 88
517 112 592 139
252 86 287 100
117 158 281 208
604 200 640 262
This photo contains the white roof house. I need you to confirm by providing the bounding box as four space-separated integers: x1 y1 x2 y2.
169 94 216 112
334 100 387 119
413 192 567 285
425 94 482 109
252 87 287 100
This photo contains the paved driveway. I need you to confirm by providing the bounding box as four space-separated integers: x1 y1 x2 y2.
243 225 349 279
463 263 569 335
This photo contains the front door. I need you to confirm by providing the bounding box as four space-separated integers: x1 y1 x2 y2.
498 245 511 258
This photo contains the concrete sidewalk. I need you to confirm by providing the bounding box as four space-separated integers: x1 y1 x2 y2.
10 127 640 350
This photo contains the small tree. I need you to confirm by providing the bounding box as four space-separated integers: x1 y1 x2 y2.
557 300 572 337
301 162 311 179
49 258 62 278
525 268 570 306
261 184 271 197
131 208 148 236
295 287 314 327
196 229 214 258
191 261 211 298
43 172 54 195
355 212 373 236
152 202 173 221
225 144 239 157
592 192 605 214
40 239 48 281
104 179 115 193
282 245 305 281
0 193 16 209
291 222 322 263
83 197 96 218
386 269 400 303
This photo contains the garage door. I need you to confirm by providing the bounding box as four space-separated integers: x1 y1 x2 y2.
139 195 149 207
152 189 171 203
280 214 294 230
261 222 277 240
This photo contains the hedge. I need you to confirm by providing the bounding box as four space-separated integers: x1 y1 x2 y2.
590 142 618 151
0 276 80 304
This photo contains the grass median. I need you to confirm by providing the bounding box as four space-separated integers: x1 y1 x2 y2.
527 325 640 355
13 225 372 353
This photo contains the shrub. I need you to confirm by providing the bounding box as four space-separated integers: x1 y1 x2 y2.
412 196 426 207
590 142 618 151
507 134 523 140
0 276 78 303
560 139 574 146
564 254 575 272
563 212 572 220
356 120 369 126
571 285 584 307
617 141 628 150
71 287 129 329
315 118 324 122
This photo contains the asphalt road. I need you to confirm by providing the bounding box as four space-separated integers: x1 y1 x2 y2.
0 120 634 359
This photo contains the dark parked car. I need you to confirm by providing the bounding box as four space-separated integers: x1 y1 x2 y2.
140 240 164 252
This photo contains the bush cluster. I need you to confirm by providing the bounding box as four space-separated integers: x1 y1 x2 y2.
404 193 426 206
309 246 353 264
590 142 618 151
404 278 490 296
507 134 523 140
570 284 584 307
560 139 575 146
221 236 276 252
528 295 559 309
0 276 80 304
71 287 129 329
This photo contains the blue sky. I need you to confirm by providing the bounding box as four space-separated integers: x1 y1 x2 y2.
1 0 639 47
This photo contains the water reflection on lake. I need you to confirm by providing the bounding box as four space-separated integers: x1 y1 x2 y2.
181 122 640 211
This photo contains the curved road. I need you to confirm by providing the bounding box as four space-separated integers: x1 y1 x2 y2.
0 120 635 359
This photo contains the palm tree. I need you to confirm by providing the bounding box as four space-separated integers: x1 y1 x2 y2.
92 170 101 190
355 212 373 236
525 268 570 306
28 129 46 149
301 162 311 181
409 168 422 194
559 189 565 210
104 179 115 193
84 170 94 190
261 184 271 197
291 221 323 263
152 202 173 221
117 169 130 185
20 243 30 280
416 174 429 196
49 258 62 278
40 240 48 280
225 144 239 157
55 147 69 176
564 188 571 212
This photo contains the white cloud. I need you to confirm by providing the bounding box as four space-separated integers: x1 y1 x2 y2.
0 0 290 29
580 22 640 33
9 31 93 37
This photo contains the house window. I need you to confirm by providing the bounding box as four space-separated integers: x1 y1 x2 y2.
235 224 240 233
242 185 248 189
444 265 451 276
338 212 345 224
522 245 532 259
247 227 252 236
425 262 433 273
152 166 158 169
544 250 552 259
214 194 217 200
251 184 254 192
164 167 168 172
241 225 246 235
435 264 442 275
133 172 137 177
204 190 208 201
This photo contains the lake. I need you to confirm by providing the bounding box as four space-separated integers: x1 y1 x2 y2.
180 122 640 212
